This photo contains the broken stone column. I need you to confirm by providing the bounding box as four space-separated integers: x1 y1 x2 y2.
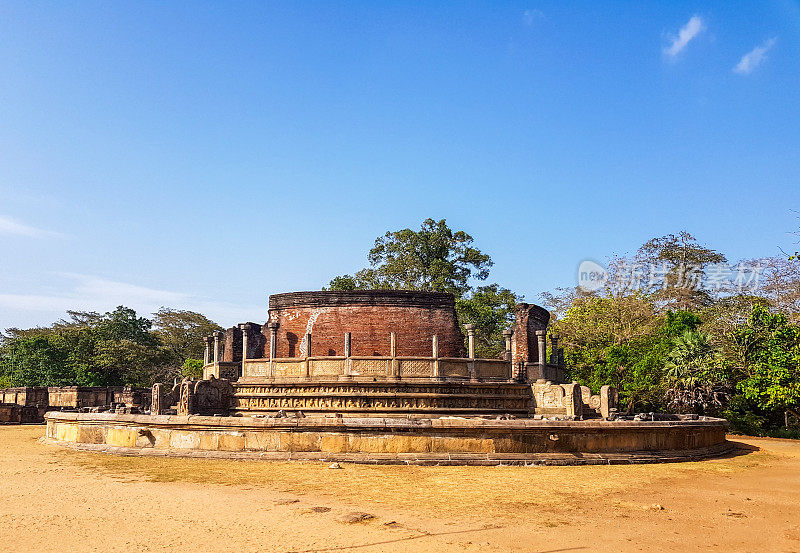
601 385 618 419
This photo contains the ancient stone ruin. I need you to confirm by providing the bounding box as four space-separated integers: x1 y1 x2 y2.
43 290 731 465
0 386 151 423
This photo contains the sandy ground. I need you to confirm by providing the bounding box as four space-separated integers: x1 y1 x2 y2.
1 426 799 553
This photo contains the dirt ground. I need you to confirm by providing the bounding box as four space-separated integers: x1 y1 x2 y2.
1 426 798 553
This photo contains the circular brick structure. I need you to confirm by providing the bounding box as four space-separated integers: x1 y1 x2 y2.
44 412 732 465
266 290 466 358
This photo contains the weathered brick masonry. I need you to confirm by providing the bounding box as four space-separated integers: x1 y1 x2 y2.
263 290 466 358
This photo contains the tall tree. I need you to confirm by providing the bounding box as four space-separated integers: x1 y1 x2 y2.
328 218 519 355
637 231 727 311
328 218 492 296
152 308 222 365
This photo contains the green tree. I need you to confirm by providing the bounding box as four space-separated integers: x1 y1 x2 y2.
181 358 204 379
328 218 492 296
327 218 517 355
455 285 521 358
0 306 175 387
152 308 222 365
664 330 729 414
733 304 800 416
637 231 727 311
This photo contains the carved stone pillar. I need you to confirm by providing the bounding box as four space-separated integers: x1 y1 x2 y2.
432 335 440 378
550 335 559 365
213 331 223 364
464 324 476 359
536 330 546 372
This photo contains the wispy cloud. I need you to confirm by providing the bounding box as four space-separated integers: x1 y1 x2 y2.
522 9 546 27
0 215 59 238
663 15 705 58
734 37 777 75
0 273 262 328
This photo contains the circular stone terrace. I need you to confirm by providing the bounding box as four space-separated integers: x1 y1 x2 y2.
42 289 733 465
43 411 731 466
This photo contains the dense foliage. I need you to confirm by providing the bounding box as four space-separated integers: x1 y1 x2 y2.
0 307 221 388
547 233 800 436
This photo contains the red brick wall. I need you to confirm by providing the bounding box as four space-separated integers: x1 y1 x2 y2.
263 291 466 358
512 303 550 364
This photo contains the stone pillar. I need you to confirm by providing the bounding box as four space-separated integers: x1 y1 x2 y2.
268 322 279 378
536 330 546 371
502 328 513 362
432 335 440 378
213 331 223 364
502 328 515 380
268 323 279 359
390 332 399 378
239 323 250 379
343 332 352 378
463 325 476 380
203 337 211 365
550 335 559 364
464 324 476 359
304 333 312 378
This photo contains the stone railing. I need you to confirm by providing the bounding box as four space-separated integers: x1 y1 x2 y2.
225 355 513 381
202 362 240 381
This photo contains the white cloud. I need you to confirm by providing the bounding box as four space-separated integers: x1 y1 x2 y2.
0 274 263 329
664 15 705 58
734 38 777 75
0 215 59 238
523 9 546 27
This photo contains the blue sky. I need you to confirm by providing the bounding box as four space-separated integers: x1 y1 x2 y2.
1 1 799 330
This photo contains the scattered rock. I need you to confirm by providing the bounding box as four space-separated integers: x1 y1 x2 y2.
339 512 375 524
328 462 343 469
275 498 300 505
310 506 331 513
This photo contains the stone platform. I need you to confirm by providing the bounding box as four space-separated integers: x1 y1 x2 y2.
44 411 732 466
